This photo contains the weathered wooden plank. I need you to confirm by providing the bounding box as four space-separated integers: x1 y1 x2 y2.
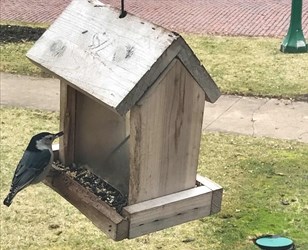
176 38 221 103
74 92 129 195
197 175 223 214
129 58 205 204
128 205 212 239
44 167 129 241
196 175 222 191
59 81 76 166
123 185 213 238
116 38 183 115
26 0 179 114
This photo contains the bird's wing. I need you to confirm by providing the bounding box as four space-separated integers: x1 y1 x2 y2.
11 150 52 191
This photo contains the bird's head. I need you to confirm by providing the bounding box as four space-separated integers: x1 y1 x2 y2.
27 131 64 151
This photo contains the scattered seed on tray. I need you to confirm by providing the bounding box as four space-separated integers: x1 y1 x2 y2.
52 161 128 213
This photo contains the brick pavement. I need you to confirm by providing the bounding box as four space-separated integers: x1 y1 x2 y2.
0 0 308 37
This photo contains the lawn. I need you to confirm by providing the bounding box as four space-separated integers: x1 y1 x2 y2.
1 107 307 250
0 23 308 100
184 35 308 100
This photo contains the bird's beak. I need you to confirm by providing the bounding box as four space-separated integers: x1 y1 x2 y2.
54 131 64 138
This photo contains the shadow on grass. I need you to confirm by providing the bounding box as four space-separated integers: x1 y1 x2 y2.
0 25 46 43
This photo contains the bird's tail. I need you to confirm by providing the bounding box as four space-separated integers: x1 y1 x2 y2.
3 188 19 207
3 193 14 207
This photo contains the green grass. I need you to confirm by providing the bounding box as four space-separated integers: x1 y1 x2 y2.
1 33 308 99
1 20 308 99
1 107 308 250
184 35 308 100
0 42 46 76
0 22 50 77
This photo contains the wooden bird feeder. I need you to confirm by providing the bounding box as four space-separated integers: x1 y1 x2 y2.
27 0 223 241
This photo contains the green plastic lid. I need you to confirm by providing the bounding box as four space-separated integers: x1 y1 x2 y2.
255 236 293 249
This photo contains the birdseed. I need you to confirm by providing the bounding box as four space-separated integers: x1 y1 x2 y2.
52 161 127 213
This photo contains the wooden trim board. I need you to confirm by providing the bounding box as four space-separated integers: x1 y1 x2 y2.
48 149 222 240
196 174 223 214
176 38 220 103
44 163 128 241
123 175 222 239
59 81 76 166
116 38 182 115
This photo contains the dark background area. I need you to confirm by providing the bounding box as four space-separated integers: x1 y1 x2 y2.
0 25 46 43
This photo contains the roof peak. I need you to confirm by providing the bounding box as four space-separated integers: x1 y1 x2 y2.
27 0 220 115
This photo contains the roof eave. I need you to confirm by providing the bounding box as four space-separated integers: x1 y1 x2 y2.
116 36 221 115
176 38 221 103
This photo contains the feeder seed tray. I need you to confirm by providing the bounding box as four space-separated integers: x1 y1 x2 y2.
52 161 128 213
45 159 222 241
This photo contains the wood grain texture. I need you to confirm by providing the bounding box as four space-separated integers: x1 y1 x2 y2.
197 175 223 214
26 0 220 116
26 0 179 114
44 168 128 241
177 38 221 103
74 92 129 195
116 39 182 115
129 59 205 204
123 185 213 238
59 81 76 166
48 150 221 240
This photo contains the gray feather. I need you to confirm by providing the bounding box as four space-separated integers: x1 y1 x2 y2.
3 149 52 206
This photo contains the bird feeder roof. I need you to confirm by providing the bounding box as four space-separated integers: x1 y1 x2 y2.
27 0 220 115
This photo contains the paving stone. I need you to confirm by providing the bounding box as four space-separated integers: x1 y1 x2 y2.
1 0 307 37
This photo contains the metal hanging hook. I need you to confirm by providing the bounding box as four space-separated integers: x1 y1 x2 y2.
119 0 127 18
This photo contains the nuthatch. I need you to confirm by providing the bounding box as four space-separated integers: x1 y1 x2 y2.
3 131 64 207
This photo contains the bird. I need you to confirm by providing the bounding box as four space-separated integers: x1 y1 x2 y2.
3 131 64 207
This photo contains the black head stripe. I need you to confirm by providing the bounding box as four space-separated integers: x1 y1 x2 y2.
26 132 52 152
